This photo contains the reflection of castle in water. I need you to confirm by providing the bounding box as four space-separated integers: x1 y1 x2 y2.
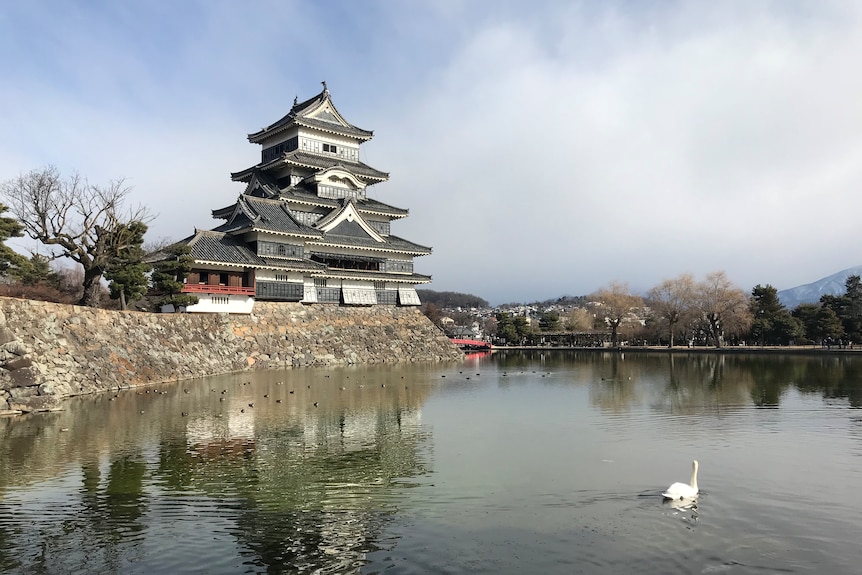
5 356 862 573
178 380 430 573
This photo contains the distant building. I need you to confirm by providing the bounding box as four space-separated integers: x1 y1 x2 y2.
156 83 432 313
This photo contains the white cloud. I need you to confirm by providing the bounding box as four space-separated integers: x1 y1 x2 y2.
2 0 862 304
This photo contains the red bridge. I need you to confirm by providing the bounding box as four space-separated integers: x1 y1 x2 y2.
450 338 493 352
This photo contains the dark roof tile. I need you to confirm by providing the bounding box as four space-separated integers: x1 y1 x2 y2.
316 233 432 255
186 231 266 266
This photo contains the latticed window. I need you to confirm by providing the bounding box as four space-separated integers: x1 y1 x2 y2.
318 185 365 201
376 290 397 305
258 241 303 258
256 281 304 301
299 138 359 161
293 211 323 226
369 220 390 235
317 287 341 302
261 137 298 163
387 260 413 273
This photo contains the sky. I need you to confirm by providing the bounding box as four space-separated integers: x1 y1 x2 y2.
2 1 861 305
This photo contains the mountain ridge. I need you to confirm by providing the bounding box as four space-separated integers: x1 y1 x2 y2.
777 265 862 308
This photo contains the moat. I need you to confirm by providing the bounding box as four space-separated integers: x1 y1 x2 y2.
2 351 861 573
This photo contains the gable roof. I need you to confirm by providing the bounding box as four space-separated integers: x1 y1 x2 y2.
213 195 323 239
226 168 406 218
247 84 374 144
281 187 408 218
315 199 384 242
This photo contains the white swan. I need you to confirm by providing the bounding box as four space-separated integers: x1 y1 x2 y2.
662 460 699 500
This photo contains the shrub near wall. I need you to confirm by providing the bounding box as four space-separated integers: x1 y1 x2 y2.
0 297 463 414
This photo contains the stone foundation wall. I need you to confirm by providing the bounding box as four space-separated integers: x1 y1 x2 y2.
0 297 463 414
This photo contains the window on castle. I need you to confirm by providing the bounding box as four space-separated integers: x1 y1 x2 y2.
311 254 381 271
317 287 341 302
369 220 390 235
318 185 365 201
258 241 303 259
256 281 304 301
294 211 323 226
386 260 414 273
261 137 298 163
376 290 397 305
300 138 358 161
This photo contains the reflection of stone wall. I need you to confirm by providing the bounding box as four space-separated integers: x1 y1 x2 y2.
0 297 462 413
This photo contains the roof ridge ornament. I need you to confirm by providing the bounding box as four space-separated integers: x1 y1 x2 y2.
322 80 328 94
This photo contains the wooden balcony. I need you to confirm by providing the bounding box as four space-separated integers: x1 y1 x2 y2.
182 284 256 296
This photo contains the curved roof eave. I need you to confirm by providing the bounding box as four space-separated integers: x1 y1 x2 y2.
313 270 432 283
251 226 323 240
192 259 252 269
310 240 432 256
247 88 374 143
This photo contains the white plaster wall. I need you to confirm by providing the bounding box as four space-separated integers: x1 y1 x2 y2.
183 294 255 314
255 269 304 283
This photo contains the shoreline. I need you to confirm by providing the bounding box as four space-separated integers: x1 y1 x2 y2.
491 345 861 355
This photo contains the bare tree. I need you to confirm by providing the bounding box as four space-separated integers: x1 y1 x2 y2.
143 236 179 255
563 307 594 332
592 281 643 347
647 273 697 348
695 271 752 348
0 166 153 307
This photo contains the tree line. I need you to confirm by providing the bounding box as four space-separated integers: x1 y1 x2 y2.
0 166 197 311
492 272 862 349
416 290 489 310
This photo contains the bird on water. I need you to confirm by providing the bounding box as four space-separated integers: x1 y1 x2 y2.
662 460 699 500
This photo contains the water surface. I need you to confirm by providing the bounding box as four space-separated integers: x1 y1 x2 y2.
1 351 861 573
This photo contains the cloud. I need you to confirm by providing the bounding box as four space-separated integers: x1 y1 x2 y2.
375 1 862 302
2 1 861 304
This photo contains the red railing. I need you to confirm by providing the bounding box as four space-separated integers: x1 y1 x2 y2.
450 338 493 351
182 284 256 295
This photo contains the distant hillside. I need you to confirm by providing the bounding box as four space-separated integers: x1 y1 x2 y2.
777 265 862 308
417 289 488 309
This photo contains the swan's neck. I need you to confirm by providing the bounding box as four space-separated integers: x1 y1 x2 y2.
690 461 699 491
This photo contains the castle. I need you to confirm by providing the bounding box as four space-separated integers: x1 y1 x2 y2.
161 83 431 313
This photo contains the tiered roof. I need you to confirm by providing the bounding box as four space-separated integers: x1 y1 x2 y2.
182 229 326 273
246 83 374 144
171 83 432 294
213 195 323 238
231 152 389 183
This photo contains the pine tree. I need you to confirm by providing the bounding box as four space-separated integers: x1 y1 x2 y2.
150 244 199 311
749 284 802 345
11 253 58 286
104 221 150 310
0 203 27 276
